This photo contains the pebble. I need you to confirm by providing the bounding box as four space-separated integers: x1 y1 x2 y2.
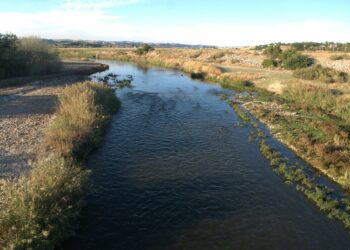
0 74 88 178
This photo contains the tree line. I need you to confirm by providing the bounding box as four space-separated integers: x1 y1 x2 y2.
256 42 350 52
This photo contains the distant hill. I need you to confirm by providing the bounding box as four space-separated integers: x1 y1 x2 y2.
45 39 216 49
255 42 350 52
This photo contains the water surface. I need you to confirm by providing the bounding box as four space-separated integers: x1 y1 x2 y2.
65 61 350 250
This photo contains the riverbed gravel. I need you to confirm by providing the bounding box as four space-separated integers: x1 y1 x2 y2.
0 74 91 178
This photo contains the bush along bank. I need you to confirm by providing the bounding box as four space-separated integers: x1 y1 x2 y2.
0 81 120 249
0 34 62 80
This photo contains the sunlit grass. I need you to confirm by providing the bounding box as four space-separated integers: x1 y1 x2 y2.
0 81 120 249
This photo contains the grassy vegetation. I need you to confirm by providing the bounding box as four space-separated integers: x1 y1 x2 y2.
0 33 61 80
231 99 350 231
0 81 120 249
259 140 350 230
262 58 278 68
293 65 349 83
330 54 350 60
256 42 350 52
240 84 350 189
44 82 120 158
262 44 313 69
207 51 225 61
280 50 313 69
57 48 223 76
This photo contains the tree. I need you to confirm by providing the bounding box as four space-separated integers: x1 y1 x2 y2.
135 43 154 55
0 33 62 81
263 44 282 59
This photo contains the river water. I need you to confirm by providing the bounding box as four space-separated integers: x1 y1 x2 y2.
65 61 350 250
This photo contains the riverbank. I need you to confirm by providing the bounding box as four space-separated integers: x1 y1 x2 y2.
57 48 350 192
0 60 108 88
0 62 120 248
0 61 108 178
63 61 350 249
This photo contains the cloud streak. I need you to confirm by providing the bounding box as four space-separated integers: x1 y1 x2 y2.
132 20 350 46
61 0 140 10
0 0 140 41
0 0 349 46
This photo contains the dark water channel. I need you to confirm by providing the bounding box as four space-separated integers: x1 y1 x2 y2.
65 61 350 250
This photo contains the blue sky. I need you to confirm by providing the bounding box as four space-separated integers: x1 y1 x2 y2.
0 0 349 46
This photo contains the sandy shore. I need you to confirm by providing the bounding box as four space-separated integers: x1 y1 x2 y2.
0 61 107 178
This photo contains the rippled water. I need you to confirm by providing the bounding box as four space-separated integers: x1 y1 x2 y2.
65 61 350 250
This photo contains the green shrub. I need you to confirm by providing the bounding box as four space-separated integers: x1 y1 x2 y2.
262 59 278 68
135 43 154 55
281 50 313 69
262 46 313 70
293 65 348 83
0 33 61 80
263 44 282 59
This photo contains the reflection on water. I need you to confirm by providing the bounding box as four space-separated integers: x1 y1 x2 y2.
65 61 350 250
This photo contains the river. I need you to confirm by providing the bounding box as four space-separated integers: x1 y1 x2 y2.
64 60 350 250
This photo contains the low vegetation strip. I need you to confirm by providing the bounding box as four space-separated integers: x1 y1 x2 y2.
229 95 350 231
0 81 120 249
259 140 350 230
240 86 350 187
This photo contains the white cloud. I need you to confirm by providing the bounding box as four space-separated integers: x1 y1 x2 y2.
132 20 350 46
0 1 138 41
61 0 140 10
0 0 349 46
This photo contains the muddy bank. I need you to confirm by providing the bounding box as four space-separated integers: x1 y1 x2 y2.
0 61 108 178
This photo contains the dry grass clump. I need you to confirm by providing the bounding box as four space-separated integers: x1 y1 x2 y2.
0 81 119 249
330 54 350 60
217 72 262 82
283 83 350 123
182 61 222 76
293 65 349 83
44 82 120 157
207 51 226 62
0 158 89 249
